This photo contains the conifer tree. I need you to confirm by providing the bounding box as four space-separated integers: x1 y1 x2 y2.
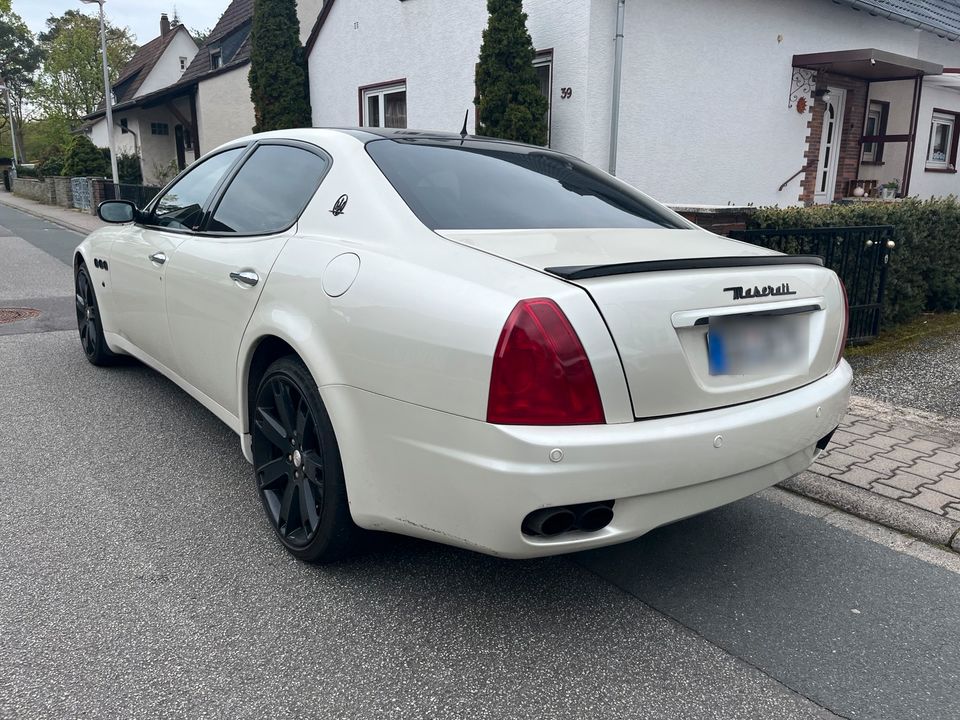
62 135 108 177
248 0 312 132
474 0 548 145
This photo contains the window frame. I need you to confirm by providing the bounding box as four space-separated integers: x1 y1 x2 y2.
197 139 334 238
358 79 408 129
861 100 888 165
151 122 170 136
210 49 223 69
533 48 554 147
140 144 253 234
925 109 959 173
179 56 188 71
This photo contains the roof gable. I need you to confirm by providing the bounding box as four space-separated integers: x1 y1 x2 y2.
112 24 192 103
180 0 254 84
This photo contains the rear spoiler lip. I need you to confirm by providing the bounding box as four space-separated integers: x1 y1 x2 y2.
545 255 825 281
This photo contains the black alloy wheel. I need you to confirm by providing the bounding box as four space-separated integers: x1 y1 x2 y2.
75 264 116 366
251 356 358 562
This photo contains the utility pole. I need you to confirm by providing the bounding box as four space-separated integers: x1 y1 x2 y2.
0 82 20 167
81 0 119 184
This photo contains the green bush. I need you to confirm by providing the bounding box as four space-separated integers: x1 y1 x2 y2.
39 153 65 177
748 198 960 327
116 151 142 184
62 134 108 177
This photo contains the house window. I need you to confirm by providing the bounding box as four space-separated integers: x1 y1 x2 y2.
179 56 188 71
861 101 888 164
361 82 407 129
151 122 170 136
533 50 553 146
211 49 222 69
926 110 958 171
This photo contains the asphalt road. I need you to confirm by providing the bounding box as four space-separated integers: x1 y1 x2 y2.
2 202 959 720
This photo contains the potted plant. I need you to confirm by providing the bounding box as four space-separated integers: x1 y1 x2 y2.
881 178 900 200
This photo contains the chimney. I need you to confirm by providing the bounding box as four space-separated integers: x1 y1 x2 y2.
160 13 171 36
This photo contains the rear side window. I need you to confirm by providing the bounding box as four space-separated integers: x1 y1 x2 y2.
207 145 330 234
365 139 686 231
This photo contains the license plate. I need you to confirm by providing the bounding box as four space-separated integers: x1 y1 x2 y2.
707 314 808 376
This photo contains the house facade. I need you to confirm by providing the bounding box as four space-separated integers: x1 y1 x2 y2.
302 0 960 206
84 14 198 185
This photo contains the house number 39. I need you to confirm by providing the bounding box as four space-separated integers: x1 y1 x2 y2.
560 87 573 99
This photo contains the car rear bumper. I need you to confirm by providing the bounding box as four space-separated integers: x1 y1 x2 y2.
322 360 852 558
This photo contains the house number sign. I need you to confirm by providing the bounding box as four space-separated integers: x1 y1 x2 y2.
561 87 573 99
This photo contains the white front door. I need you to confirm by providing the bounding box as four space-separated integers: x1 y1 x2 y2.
814 87 846 204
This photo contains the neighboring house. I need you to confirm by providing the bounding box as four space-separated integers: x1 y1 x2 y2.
301 0 960 206
83 14 199 185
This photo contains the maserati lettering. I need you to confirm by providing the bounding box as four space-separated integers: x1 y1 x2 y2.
723 283 797 300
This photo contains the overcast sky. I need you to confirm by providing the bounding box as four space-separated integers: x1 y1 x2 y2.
15 0 226 44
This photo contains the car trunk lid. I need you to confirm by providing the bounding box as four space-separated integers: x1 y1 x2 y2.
441 228 845 419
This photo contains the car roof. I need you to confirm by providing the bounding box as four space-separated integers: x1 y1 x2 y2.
223 126 538 149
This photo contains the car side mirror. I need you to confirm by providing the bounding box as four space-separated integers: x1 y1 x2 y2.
97 200 138 224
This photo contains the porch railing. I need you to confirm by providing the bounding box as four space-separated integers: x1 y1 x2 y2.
729 225 895 344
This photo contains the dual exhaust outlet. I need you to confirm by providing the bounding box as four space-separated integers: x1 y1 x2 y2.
522 500 615 537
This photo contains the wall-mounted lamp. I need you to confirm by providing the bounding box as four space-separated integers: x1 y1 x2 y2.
813 88 832 104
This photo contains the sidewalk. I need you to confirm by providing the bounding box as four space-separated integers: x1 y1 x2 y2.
3 189 959 552
783 396 960 552
0 191 105 235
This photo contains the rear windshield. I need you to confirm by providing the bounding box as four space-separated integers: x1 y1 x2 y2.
365 139 686 231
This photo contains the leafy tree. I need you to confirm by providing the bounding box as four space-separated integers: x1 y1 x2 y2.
0 10 43 157
248 0 311 132
474 0 547 145
34 10 137 121
62 134 108 177
190 27 211 45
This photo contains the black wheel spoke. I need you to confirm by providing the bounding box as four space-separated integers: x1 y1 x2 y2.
300 482 318 534
302 450 323 480
272 382 296 436
256 457 288 490
278 481 297 534
295 397 309 441
255 407 289 450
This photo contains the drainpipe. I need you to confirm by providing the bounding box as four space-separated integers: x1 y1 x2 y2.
608 0 626 175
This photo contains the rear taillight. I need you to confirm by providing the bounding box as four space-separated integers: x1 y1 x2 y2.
837 278 849 366
487 298 605 425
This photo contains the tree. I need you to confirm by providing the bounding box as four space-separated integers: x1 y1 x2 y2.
474 0 548 145
34 10 137 121
0 10 43 157
62 134 108 177
248 0 311 133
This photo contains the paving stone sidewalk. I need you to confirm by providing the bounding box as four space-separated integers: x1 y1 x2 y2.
785 396 960 551
0 191 104 235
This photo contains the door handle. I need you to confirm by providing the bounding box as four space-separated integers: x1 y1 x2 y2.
149 251 167 265
230 270 259 287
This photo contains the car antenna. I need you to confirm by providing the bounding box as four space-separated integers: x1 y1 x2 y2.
459 109 469 144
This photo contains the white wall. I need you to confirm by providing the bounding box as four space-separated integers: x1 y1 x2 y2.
908 81 960 198
136 28 199 98
196 65 257 152
305 0 960 205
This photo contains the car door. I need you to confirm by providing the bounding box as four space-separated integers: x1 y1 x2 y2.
108 147 246 369
163 141 332 416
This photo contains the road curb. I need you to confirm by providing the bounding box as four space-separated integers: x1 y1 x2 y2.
0 195 97 236
780 471 960 551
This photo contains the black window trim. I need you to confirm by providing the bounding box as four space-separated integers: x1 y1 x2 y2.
139 139 333 238
198 139 333 238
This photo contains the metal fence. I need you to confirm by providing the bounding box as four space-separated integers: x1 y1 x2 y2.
71 177 92 211
729 225 895 344
102 182 162 209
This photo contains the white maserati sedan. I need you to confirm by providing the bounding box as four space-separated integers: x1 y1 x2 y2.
76 128 852 562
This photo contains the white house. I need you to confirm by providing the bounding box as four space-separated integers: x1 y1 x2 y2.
84 14 198 185
302 0 960 207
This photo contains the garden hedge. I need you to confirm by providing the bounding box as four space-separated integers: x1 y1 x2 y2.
747 198 960 328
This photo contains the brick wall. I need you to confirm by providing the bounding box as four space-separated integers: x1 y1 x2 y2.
51 177 73 209
12 177 55 204
800 74 868 204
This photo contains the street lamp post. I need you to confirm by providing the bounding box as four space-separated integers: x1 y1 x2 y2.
81 0 119 185
0 83 19 168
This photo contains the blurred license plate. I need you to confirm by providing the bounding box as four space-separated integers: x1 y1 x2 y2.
707 314 808 376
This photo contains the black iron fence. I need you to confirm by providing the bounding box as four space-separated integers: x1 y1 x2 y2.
729 225 895 344
102 182 161 209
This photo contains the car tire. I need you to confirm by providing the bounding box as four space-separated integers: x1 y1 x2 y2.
251 355 361 563
75 263 119 366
